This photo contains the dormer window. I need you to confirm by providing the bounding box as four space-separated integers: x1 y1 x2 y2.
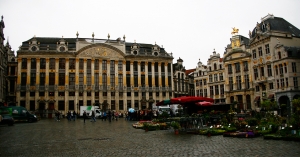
133 50 138 55
278 51 281 59
31 46 37 52
59 46 66 52
154 52 158 56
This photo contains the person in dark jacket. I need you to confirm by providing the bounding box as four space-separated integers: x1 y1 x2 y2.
83 111 87 123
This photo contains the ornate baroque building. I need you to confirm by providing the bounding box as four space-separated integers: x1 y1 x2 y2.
248 14 300 115
0 16 8 106
173 58 192 97
194 59 208 98
16 34 173 116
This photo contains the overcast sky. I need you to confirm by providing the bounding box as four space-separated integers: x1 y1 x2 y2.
1 0 300 69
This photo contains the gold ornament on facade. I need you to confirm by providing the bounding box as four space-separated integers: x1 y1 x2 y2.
231 27 239 35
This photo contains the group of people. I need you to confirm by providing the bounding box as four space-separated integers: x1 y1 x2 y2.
67 111 77 121
125 109 159 121
82 109 123 123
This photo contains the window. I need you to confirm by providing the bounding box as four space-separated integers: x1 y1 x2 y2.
69 73 75 85
280 78 284 88
203 79 206 85
278 51 281 59
87 59 91 70
255 86 260 92
204 89 207 97
245 74 250 89
228 64 232 74
209 75 213 82
252 49 257 59
258 47 263 56
254 68 258 80
243 61 248 71
58 101 65 110
118 74 123 87
210 86 214 96
79 73 83 85
220 85 224 95
30 92 35 97
277 80 280 88
126 61 131 71
229 77 233 90
110 74 115 87
30 73 36 85
199 89 203 97
59 92 65 96
40 58 46 69
87 73 91 86
265 44 270 54
69 58 75 69
102 60 107 70
214 63 217 70
199 80 202 86
219 73 223 81
286 78 289 87
94 59 99 70
31 58 36 69
279 64 283 74
118 60 123 71
267 65 272 77
235 63 240 72
215 85 219 95
275 66 278 75
49 73 55 85
102 74 107 86
59 73 65 86
293 77 298 88
21 73 27 86
49 58 55 69
79 59 84 69
260 67 264 77
284 63 287 73
59 58 65 69
110 60 115 73
269 83 274 90
69 92 75 96
219 64 222 69
214 74 218 82
22 58 27 69
49 92 54 96
292 62 297 72
236 76 241 90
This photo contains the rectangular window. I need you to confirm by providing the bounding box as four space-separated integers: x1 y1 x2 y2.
111 74 115 87
30 73 36 85
40 58 46 69
220 84 224 95
209 75 213 82
87 59 91 70
209 86 214 96
215 85 219 95
228 64 232 74
126 61 131 71
110 60 115 73
69 73 75 85
22 58 27 69
118 60 123 71
95 74 99 86
243 61 248 71
87 73 91 86
214 74 218 82
235 62 240 72
260 67 264 77
79 73 83 85
219 73 223 81
102 74 107 86
94 59 99 70
252 49 257 59
204 79 206 85
49 73 55 85
31 58 36 69
255 86 260 92
204 89 207 97
199 89 203 97
59 58 65 69
79 59 84 70
21 73 27 86
292 62 297 72
236 75 241 90
267 65 272 77
277 80 280 88
286 78 289 87
254 68 258 80
30 92 35 97
265 44 270 54
258 47 263 56
293 77 298 88
199 80 202 86
102 60 107 70
49 58 55 69
59 73 65 85
279 64 283 75
40 73 45 86
229 77 233 90
30 101 35 111
69 58 75 69
269 83 274 90
245 74 250 89
280 78 284 88
58 101 65 110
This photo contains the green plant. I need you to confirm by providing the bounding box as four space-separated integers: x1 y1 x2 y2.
170 121 180 129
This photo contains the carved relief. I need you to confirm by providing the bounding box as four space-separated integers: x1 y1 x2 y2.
79 46 124 59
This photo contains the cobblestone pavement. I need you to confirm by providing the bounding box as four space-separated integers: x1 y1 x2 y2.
1 118 300 157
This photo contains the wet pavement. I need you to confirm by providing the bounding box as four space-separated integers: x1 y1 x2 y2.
0 118 300 157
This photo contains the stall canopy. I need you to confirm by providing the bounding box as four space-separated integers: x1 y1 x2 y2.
195 101 213 106
156 96 214 106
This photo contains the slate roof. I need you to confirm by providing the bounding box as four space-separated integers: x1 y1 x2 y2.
251 17 300 38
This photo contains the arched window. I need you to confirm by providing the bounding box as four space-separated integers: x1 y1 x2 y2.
278 51 281 59
214 63 217 70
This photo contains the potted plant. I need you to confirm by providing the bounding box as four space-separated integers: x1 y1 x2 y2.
143 122 150 132
171 121 181 134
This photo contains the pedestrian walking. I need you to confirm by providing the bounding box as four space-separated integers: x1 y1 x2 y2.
102 111 107 121
107 109 112 122
67 111 71 121
72 111 77 121
83 111 87 123
90 110 96 122
114 111 119 121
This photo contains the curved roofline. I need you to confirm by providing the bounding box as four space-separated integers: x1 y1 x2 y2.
76 43 125 57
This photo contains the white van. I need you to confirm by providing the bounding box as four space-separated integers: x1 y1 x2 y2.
158 105 170 115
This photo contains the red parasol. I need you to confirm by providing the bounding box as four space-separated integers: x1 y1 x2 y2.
171 96 214 104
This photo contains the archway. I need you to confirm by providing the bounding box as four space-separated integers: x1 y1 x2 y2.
278 96 290 116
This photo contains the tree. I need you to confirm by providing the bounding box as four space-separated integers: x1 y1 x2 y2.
292 97 300 114
261 99 277 111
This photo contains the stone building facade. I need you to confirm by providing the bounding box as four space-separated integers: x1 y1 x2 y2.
0 16 8 106
16 34 173 116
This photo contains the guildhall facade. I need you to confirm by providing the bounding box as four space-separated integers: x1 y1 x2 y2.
16 34 173 116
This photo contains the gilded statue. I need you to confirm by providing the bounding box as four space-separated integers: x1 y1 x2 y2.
231 27 239 35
